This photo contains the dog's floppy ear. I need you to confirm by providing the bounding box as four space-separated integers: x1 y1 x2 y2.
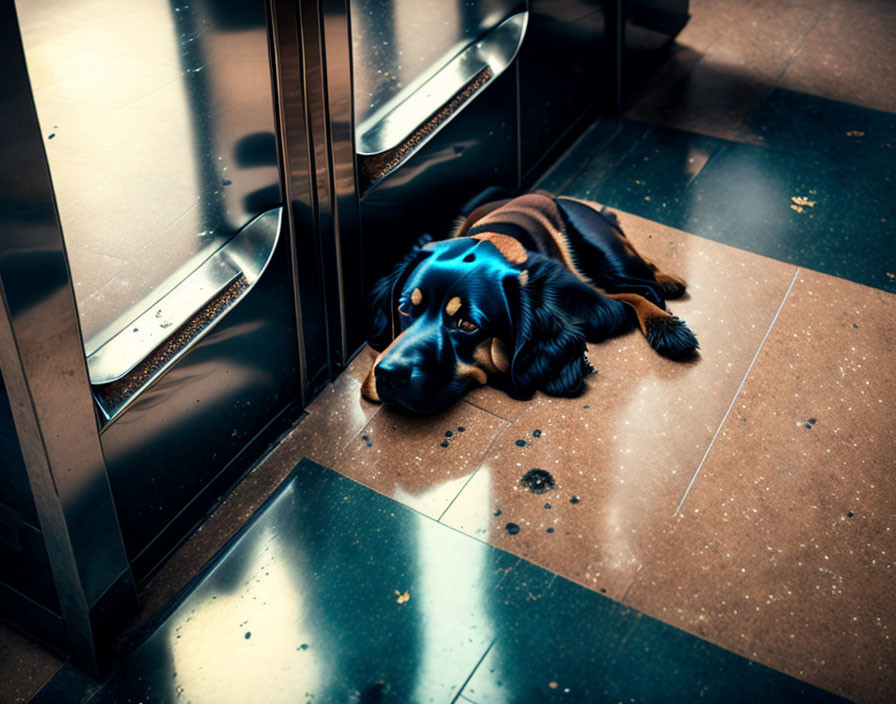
505 254 630 398
368 234 432 351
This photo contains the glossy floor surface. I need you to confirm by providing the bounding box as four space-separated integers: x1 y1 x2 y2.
80 460 846 703
6 0 896 702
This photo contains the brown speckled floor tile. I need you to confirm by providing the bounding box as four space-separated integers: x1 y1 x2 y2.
343 345 378 385
441 211 799 599
624 270 896 704
625 0 822 143
462 384 533 422
780 0 896 114
331 403 508 519
287 367 380 468
0 623 62 703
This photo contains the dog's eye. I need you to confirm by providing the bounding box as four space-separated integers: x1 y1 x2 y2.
456 318 479 333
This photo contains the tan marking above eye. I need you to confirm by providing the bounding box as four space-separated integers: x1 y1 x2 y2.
411 288 423 305
471 232 528 264
445 296 462 316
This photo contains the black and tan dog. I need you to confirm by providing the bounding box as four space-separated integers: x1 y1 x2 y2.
362 191 698 413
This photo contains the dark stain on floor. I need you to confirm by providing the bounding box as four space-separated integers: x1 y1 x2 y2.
521 469 555 494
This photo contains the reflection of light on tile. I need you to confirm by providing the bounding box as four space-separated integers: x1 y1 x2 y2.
168 523 321 702
407 472 490 702
393 469 476 516
683 142 711 184
607 381 669 571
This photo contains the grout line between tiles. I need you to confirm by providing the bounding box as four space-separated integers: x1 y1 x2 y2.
450 637 498 704
770 6 826 88
674 267 800 515
461 398 517 422
437 420 512 522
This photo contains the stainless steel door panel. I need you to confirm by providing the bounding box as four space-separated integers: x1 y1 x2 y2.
100 229 300 579
16 0 281 358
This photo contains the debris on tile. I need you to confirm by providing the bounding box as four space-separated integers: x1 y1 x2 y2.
297 643 309 651
445 430 453 437
494 508 502 517
887 272 895 279
505 522 520 535
521 469 555 494
544 502 551 509
244 632 251 639
804 417 817 429
440 439 450 448
546 527 555 534
361 434 373 448
395 590 410 604
791 195 816 209
532 429 543 437
846 130 865 138
515 439 528 447
457 426 466 432
570 495 580 504
549 681 558 689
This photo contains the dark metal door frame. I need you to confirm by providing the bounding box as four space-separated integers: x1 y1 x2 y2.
0 1 136 673
269 0 366 376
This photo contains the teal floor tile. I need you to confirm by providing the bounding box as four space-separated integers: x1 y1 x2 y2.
57 460 850 704
459 566 849 703
86 460 515 704
547 90 895 293
568 123 727 222
683 141 895 292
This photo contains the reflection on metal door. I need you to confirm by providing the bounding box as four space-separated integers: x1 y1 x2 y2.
350 0 526 187
18 0 282 382
0 0 316 669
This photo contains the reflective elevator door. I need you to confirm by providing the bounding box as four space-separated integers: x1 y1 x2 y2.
13 0 307 581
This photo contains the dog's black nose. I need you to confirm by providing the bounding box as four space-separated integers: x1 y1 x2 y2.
375 361 412 392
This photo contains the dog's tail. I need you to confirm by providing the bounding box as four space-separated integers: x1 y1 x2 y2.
607 292 699 359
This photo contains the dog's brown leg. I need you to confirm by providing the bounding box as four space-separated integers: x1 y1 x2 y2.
605 292 697 359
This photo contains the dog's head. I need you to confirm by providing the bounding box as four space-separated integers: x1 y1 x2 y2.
362 233 614 414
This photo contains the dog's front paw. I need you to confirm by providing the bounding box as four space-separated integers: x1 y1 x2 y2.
646 315 699 359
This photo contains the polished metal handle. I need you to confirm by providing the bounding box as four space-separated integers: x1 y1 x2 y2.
87 208 283 419
356 11 528 182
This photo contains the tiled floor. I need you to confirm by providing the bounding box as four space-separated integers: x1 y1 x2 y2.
273 211 892 703
6 0 896 702
74 460 848 703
